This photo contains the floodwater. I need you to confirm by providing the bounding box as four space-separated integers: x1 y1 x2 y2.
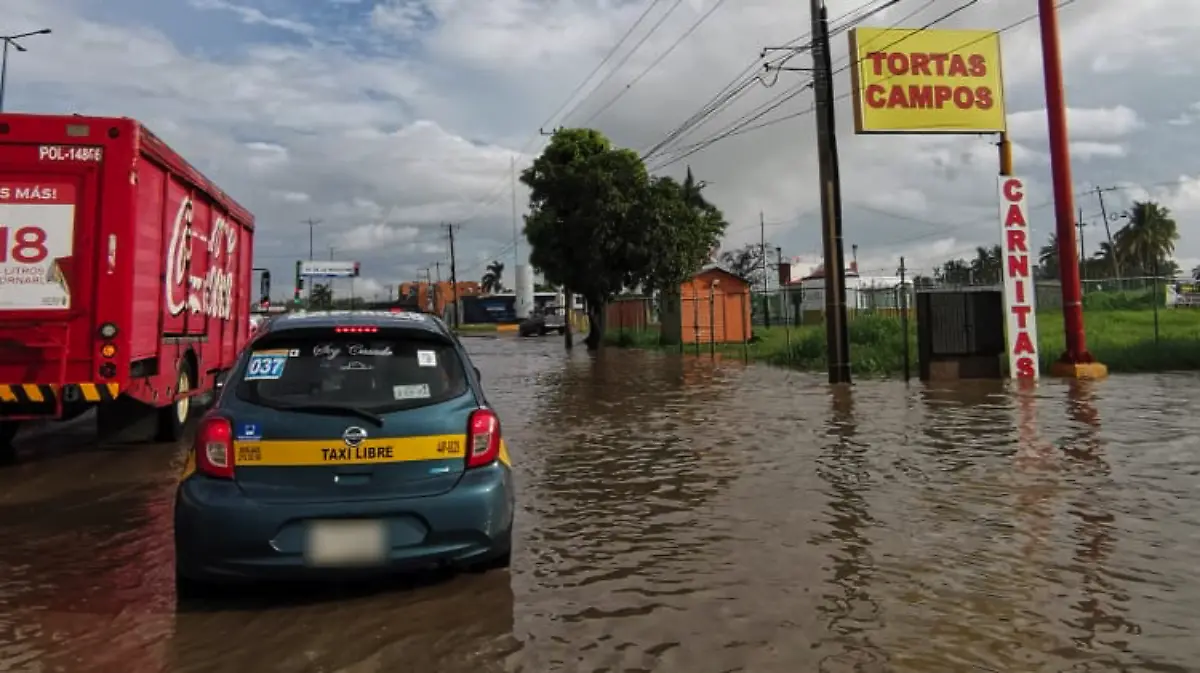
0 336 1198 672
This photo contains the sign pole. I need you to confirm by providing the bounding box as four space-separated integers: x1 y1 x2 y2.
1036 0 1105 378
810 0 851 384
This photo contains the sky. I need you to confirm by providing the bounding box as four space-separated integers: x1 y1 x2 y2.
4 0 1200 298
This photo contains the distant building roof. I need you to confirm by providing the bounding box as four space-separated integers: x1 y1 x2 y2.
695 262 750 283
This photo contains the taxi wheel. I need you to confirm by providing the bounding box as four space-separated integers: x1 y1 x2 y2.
157 362 195 443
174 572 208 602
0 421 18 465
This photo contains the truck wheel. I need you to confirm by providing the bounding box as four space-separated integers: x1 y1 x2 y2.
157 361 195 443
0 421 19 465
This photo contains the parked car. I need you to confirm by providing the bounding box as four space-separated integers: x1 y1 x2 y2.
173 310 513 596
518 304 567 337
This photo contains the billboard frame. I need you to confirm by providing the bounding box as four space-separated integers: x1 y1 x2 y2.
848 26 1007 135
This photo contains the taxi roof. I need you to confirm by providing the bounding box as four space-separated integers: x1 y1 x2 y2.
262 310 449 337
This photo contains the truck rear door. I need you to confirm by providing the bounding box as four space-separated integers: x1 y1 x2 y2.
0 141 103 388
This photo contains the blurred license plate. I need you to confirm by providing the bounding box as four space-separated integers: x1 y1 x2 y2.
305 520 387 567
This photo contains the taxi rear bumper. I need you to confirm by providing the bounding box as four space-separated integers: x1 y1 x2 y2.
173 461 513 583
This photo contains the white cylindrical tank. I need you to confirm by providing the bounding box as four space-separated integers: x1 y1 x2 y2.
515 264 535 319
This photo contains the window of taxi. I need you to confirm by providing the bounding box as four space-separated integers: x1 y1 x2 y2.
235 331 468 412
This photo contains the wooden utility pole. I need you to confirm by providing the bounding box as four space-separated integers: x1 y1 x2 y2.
446 224 459 328
1094 186 1120 278
760 211 771 328
809 0 850 383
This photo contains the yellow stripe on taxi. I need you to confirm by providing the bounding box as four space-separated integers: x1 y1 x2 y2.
234 435 468 466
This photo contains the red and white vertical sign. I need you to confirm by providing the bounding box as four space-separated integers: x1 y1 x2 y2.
998 177 1039 379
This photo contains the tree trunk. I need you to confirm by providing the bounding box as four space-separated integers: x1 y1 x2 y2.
563 289 574 350
584 297 605 350
657 287 681 346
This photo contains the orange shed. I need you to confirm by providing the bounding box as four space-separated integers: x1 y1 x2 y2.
673 265 752 344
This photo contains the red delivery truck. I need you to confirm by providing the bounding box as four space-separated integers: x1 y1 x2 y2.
0 113 256 462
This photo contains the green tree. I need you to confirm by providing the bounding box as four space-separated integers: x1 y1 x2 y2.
308 283 332 308
1038 233 1060 280
631 170 726 294
1115 200 1179 275
519 129 649 349
629 171 726 345
481 260 505 293
970 245 1003 285
718 242 770 287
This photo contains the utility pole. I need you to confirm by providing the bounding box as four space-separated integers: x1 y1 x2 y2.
329 246 335 261
0 29 51 113
446 223 459 328
1076 208 1087 279
1094 186 1120 278
760 211 771 328
809 0 851 383
302 218 321 260
511 155 520 273
1038 0 1098 373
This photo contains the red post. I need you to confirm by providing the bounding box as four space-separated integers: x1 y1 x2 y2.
1038 0 1091 363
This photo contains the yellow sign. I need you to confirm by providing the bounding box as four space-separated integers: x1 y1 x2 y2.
848 27 1006 134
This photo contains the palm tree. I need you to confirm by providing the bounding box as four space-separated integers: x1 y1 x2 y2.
970 245 1003 285
481 260 505 293
308 283 332 308
1114 201 1179 275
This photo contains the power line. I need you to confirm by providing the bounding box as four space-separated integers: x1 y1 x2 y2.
640 0 899 162
537 0 663 133
448 0 665 229
558 0 687 126
582 0 733 126
650 0 1081 170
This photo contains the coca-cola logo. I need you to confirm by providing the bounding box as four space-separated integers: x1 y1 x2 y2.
164 197 236 320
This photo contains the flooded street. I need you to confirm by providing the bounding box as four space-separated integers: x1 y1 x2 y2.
1 336 1199 672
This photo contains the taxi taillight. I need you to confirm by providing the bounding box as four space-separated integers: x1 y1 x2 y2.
467 408 501 468
195 416 235 479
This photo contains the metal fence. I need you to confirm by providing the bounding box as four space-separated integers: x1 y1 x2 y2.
603 273 1200 373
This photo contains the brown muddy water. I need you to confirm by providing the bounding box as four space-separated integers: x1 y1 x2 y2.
0 336 1197 672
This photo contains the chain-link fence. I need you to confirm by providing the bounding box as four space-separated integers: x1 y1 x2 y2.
604 271 1200 374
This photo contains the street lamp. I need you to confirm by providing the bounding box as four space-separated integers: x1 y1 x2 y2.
0 28 51 113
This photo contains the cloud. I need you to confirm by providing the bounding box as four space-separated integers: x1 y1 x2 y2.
1007 106 1144 140
187 0 315 36
6 0 1199 300
1168 102 1200 126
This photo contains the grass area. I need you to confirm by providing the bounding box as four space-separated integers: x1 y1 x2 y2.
605 309 1200 376
454 323 500 333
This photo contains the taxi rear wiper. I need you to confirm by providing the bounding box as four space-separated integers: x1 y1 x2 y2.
266 402 384 426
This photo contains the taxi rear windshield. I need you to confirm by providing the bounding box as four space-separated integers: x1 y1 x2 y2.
234 330 468 412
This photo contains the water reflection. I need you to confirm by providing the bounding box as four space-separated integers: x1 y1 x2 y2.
166 572 516 673
2 340 1200 672
811 385 885 671
1059 381 1143 664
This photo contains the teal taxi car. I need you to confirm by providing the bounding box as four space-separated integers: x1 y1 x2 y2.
173 310 513 594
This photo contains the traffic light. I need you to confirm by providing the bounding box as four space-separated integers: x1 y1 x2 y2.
294 260 302 300
353 262 360 277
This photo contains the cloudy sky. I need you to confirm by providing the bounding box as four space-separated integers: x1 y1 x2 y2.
5 0 1199 297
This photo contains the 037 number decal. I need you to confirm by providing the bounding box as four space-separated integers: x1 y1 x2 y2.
0 226 49 264
245 355 287 380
